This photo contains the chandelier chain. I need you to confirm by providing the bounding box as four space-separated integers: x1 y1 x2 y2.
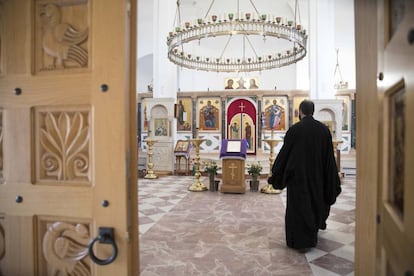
204 0 216 19
248 0 261 18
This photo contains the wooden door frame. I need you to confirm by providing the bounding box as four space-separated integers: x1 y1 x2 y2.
354 0 380 275
128 0 139 274
0 0 139 274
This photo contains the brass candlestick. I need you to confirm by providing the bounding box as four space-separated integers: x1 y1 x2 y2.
144 137 158 179
261 137 282 194
188 137 208 192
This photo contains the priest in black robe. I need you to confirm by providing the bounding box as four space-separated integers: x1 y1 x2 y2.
267 100 341 251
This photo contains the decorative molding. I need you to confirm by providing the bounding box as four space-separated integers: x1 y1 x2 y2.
196 133 221 152
34 107 91 184
0 32 2 75
35 0 89 72
340 133 351 154
42 221 91 275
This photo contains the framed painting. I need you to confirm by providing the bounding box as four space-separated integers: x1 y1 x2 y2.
292 96 309 124
198 98 220 131
225 77 259 90
174 140 190 153
263 96 289 131
387 84 405 218
154 118 168 136
176 97 192 131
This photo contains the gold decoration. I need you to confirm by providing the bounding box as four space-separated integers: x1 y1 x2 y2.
188 137 208 191
261 137 282 194
144 137 158 179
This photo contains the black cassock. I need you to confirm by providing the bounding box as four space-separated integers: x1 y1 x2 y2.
268 116 341 249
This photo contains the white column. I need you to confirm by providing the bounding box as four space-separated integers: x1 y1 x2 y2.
308 0 336 99
296 0 310 91
153 0 178 99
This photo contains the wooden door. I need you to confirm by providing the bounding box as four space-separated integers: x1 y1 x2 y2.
378 0 414 274
0 0 138 275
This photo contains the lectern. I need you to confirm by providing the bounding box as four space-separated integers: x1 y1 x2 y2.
219 139 247 193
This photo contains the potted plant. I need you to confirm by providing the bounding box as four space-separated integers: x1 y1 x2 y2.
247 162 262 192
203 160 220 191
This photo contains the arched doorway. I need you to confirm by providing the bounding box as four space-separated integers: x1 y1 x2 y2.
226 98 257 154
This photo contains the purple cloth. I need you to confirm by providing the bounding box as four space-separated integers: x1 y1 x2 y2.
219 139 247 159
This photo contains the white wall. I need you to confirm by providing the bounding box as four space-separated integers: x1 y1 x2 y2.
136 0 355 96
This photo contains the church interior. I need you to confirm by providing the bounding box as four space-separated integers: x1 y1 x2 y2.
0 0 412 274
137 0 358 274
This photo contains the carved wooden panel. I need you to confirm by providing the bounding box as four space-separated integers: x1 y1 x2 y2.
34 0 90 73
0 32 2 75
34 106 91 185
0 109 3 183
0 0 3 75
37 217 91 275
0 215 4 272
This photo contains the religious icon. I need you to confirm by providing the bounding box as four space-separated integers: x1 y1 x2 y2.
249 78 259 89
264 97 288 131
225 78 234 89
174 140 190 152
230 121 240 139
292 96 308 124
225 77 258 90
237 77 246 89
244 121 252 149
198 98 220 131
154 118 168 136
176 97 192 131
226 98 256 154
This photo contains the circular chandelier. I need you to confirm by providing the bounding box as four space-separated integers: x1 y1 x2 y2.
167 0 308 73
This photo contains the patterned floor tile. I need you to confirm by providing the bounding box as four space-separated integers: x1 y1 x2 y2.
310 254 354 275
138 169 356 275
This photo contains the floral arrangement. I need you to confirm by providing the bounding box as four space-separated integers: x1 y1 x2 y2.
202 160 220 174
247 162 263 177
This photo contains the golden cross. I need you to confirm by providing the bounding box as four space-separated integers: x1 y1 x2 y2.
228 163 238 179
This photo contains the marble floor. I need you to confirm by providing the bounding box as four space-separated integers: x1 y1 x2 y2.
138 154 356 275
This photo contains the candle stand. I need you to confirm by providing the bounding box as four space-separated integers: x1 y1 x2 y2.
144 138 158 179
261 138 282 194
188 137 208 192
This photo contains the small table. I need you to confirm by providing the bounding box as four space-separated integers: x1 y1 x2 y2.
174 139 192 175
175 154 190 175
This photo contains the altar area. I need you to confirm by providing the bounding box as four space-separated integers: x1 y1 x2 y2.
138 90 355 177
139 146 356 180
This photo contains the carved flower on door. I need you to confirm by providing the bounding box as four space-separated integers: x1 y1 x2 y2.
40 111 90 182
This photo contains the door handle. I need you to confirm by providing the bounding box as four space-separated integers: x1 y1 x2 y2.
88 227 118 265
